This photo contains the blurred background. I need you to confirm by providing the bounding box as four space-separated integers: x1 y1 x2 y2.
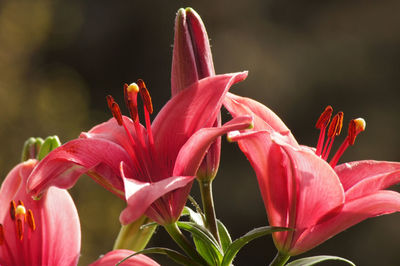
1 0 400 265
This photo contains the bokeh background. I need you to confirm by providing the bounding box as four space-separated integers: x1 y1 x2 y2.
1 0 400 265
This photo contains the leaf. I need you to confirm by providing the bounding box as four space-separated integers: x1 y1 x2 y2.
217 220 232 252
286 255 356 266
115 247 203 266
182 206 205 226
177 221 223 265
221 226 289 266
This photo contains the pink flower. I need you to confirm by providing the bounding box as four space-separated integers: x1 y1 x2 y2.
0 159 81 266
224 92 400 255
90 250 160 266
27 73 252 225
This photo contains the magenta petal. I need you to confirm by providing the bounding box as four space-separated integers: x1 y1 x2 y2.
27 138 132 198
292 190 400 255
90 249 160 266
40 187 81 266
119 162 196 225
334 160 400 200
153 72 247 171
173 115 253 177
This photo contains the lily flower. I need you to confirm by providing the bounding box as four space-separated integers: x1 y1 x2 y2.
27 73 252 225
224 92 400 255
0 159 81 266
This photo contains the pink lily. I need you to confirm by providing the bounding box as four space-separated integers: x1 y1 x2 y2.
224 92 400 256
91 250 160 266
0 159 81 266
27 72 252 225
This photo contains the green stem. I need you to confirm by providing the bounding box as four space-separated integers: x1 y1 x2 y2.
113 216 156 251
164 222 206 264
269 251 290 266
198 179 220 245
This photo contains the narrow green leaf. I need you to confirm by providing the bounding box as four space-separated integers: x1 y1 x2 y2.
182 206 205 226
221 226 289 266
115 247 202 266
177 221 223 265
217 220 232 252
286 255 355 266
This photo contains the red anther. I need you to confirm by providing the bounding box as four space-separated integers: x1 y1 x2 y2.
315 106 333 129
106 95 123 126
27 210 36 231
327 112 343 138
137 79 153 114
16 219 23 241
10 201 16 221
0 224 4 245
348 118 366 145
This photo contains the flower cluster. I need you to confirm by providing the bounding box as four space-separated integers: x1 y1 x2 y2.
1 7 400 266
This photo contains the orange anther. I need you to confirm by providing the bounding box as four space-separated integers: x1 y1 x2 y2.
315 106 333 129
16 219 23 241
10 201 16 221
348 118 366 145
137 79 153 114
106 95 123 125
27 210 36 231
327 112 343 138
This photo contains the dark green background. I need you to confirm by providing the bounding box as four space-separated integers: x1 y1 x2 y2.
1 0 399 265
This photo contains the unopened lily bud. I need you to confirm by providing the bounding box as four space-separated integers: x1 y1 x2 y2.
21 137 44 162
38 136 62 161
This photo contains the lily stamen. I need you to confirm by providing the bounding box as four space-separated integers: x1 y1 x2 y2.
322 112 343 160
329 118 366 167
137 79 155 150
315 106 333 156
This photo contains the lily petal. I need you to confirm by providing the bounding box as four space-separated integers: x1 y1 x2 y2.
293 190 400 255
152 72 247 172
27 138 132 198
119 162 196 225
335 160 400 200
90 249 160 266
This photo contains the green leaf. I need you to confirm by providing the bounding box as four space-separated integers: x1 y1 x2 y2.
286 255 356 266
177 221 223 265
182 206 205 226
221 226 289 266
115 247 203 266
217 220 232 252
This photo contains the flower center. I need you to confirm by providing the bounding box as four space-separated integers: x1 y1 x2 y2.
106 79 156 182
315 106 366 167
1 200 36 244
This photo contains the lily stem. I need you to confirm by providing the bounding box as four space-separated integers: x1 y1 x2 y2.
164 222 206 264
198 179 220 245
269 251 290 266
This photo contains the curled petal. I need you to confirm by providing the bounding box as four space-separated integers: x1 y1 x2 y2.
27 138 132 198
292 190 400 255
119 162 196 225
335 160 400 200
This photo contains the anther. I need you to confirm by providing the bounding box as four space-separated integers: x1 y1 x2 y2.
327 112 343 138
9 201 16 221
315 106 333 129
137 79 153 114
18 200 24 207
348 118 366 145
16 220 23 241
106 95 123 125
124 83 140 122
0 224 4 245
27 210 36 231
